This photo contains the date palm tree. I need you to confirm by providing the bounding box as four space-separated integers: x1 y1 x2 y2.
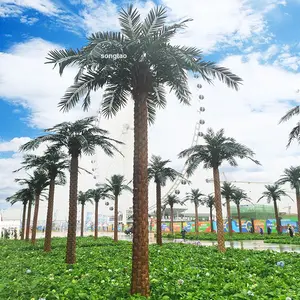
201 194 215 233
78 190 93 237
258 184 293 234
163 195 182 234
148 155 184 245
276 166 300 230
88 187 114 239
221 182 237 236
20 117 122 264
15 147 68 251
184 189 205 234
178 128 259 252
103 175 132 242
15 170 49 244
45 5 242 295
6 188 34 240
232 188 252 233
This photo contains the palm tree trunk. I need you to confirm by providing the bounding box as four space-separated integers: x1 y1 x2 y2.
273 199 281 234
213 167 225 252
31 193 40 245
156 182 162 246
226 197 232 236
94 201 98 239
237 204 242 233
25 200 32 241
44 178 55 252
81 203 84 237
21 202 27 240
170 206 174 234
114 195 118 242
210 207 213 233
66 153 79 264
195 203 199 235
130 92 149 297
296 190 300 231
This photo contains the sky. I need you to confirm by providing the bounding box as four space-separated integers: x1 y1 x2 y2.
0 0 300 221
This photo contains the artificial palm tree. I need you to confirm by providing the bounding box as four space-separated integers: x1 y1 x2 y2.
15 170 49 244
231 188 252 233
6 188 34 240
184 189 205 234
20 117 122 264
45 5 242 295
258 184 293 234
221 182 237 236
78 191 93 237
148 155 184 245
15 147 68 251
88 187 114 239
179 128 259 252
163 195 182 234
276 166 300 229
201 194 215 233
103 175 132 242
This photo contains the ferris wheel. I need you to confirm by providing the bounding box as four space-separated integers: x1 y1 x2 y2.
148 74 207 212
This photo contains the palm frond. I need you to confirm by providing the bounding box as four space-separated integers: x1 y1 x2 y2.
119 5 143 39
142 6 167 36
279 106 300 124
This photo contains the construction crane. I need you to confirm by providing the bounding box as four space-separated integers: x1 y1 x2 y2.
282 206 292 215
205 179 272 184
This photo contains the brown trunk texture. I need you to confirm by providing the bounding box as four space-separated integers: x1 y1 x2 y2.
156 182 162 246
94 201 99 239
237 204 242 233
296 191 300 231
213 167 225 252
31 193 40 245
226 198 232 236
81 203 84 237
130 94 150 296
44 178 55 252
21 203 27 240
274 200 281 234
25 200 32 241
195 203 199 234
66 154 79 264
114 195 118 242
210 207 214 233
170 206 174 234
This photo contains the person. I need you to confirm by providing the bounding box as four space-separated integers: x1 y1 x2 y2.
288 226 294 238
259 227 263 235
181 228 187 241
267 226 271 235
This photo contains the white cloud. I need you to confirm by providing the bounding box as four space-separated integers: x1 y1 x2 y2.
20 15 38 25
0 137 31 152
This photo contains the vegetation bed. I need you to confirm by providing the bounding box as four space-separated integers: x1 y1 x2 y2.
0 237 299 299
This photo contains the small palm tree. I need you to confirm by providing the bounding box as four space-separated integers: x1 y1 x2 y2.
88 187 114 239
6 188 34 240
184 189 205 234
45 5 242 296
15 147 68 251
201 194 215 233
103 175 132 242
20 117 123 264
179 128 260 252
258 184 292 234
276 166 300 230
15 170 49 244
163 195 182 234
221 182 237 236
232 188 251 233
148 155 184 245
78 191 93 237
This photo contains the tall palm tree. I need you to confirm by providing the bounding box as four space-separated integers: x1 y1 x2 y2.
15 147 68 251
78 190 93 237
148 155 184 245
88 187 114 239
221 182 237 236
45 6 242 295
276 166 300 230
20 117 122 264
184 189 205 234
15 170 49 244
103 175 132 242
258 184 293 234
163 195 182 234
201 194 215 233
6 188 34 240
178 128 259 252
232 188 251 233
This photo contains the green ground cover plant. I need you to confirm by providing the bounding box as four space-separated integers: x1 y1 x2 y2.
0 237 299 299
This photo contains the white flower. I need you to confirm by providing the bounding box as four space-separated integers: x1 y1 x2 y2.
247 291 254 296
68 269 73 272
26 269 31 274
108 269 112 272
205 272 210 276
177 279 184 285
164 268 167 271
286 297 292 300
39 298 46 300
